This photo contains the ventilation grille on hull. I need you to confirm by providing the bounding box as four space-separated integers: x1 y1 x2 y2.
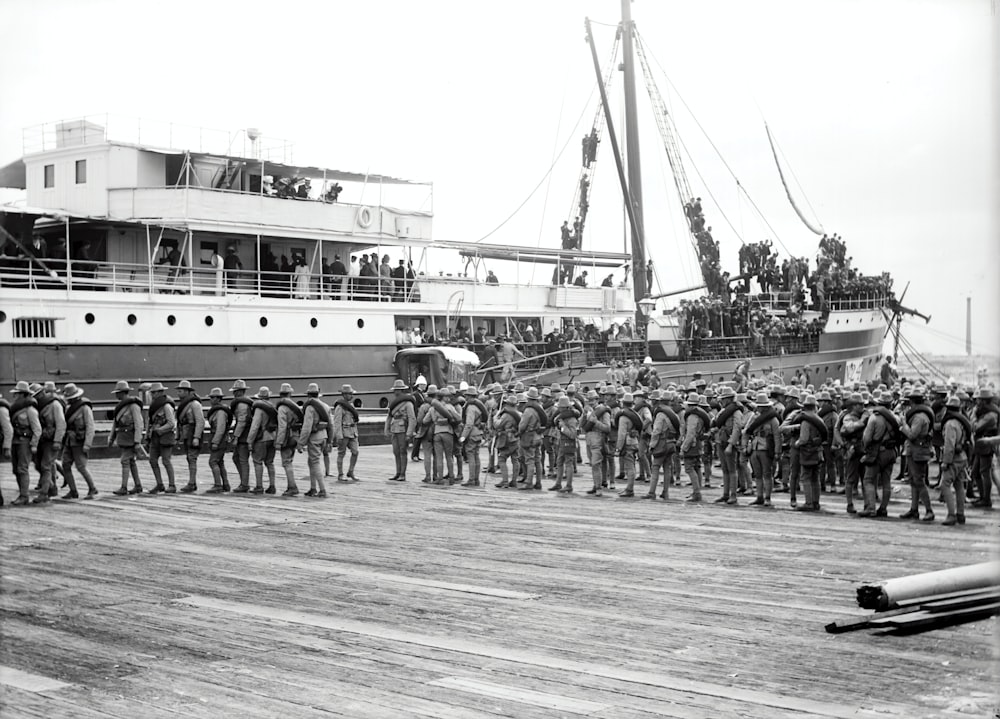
12 318 56 339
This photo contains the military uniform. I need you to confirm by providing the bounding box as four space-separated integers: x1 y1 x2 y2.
616 396 642 497
0 396 12 505
743 392 779 506
680 397 709 501
61 384 98 499
428 389 459 483
247 387 277 493
298 386 331 497
8 383 41 504
583 395 611 496
492 395 521 488
713 389 743 504
459 388 486 487
970 388 998 508
794 398 826 511
517 390 545 490
275 384 303 495
836 395 867 513
417 386 439 482
109 381 145 495
859 395 899 517
899 389 935 520
648 395 679 499
205 389 232 493
550 396 579 492
146 384 177 492
229 380 254 492
34 384 66 502
385 380 416 481
939 397 970 525
332 385 360 480
175 381 205 492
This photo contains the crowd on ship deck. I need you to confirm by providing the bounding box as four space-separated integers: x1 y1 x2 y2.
3 364 997 533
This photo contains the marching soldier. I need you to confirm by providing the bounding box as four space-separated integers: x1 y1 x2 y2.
541 387 556 478
518 387 546 491
34 382 66 503
175 380 205 493
493 394 521 489
385 379 416 481
836 392 867 513
109 380 144 496
247 386 278 494
583 389 611 496
229 379 254 492
332 384 360 481
297 383 331 498
274 383 303 495
8 381 41 505
615 393 642 497
633 388 653 484
428 386 460 484
205 388 232 493
60 383 98 499
712 386 743 505
818 391 841 492
680 392 711 502
794 394 827 512
858 391 900 517
648 390 681 499
743 391 779 507
899 386 935 521
940 394 972 525
146 382 177 494
779 387 803 506
551 395 579 493
459 386 486 487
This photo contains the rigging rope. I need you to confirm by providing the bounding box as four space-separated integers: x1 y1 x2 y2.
765 123 824 236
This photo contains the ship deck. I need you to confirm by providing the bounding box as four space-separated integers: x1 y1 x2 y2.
1 448 997 718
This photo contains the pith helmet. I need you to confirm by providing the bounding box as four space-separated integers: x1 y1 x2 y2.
209 387 225 398
279 383 294 395
111 380 132 394
306 383 321 396
415 375 428 387
254 386 271 399
391 379 408 391
62 383 84 400
230 379 248 391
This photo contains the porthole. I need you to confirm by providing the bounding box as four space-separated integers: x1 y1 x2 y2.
379 397 389 409
205 316 214 327
310 318 318 328
85 313 95 325
356 318 365 329
353 398 363 408
167 315 176 326
260 317 268 327
127 314 137 325
0 311 6 323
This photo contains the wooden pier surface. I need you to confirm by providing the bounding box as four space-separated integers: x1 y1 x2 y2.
1 448 997 718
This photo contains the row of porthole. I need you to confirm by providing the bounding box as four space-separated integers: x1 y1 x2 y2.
82 314 367 330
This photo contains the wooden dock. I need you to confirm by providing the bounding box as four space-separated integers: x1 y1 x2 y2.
1 448 997 718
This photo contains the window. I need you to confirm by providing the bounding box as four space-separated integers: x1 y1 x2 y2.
13 318 55 339
75 159 87 184
44 164 54 188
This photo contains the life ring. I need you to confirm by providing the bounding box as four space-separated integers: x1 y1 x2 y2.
356 206 373 229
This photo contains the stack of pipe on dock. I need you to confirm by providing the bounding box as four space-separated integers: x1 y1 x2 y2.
826 560 1000 635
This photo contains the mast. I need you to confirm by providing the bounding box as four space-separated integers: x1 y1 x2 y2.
620 0 646 302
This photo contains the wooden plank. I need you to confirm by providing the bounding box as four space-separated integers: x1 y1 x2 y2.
0 665 73 693
428 676 610 715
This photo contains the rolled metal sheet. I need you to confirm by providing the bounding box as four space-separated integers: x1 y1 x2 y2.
857 561 1000 611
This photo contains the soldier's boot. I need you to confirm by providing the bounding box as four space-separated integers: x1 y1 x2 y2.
858 477 878 516
78 464 98 496
323 452 331 477
252 464 265 492
336 454 345 480
162 457 176 490
266 465 277 493
181 462 198 492
113 465 131 495
129 462 143 494
283 465 298 494
148 463 165 493
347 454 358 479
561 465 574 493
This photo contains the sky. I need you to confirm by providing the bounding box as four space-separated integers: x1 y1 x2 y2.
0 0 996 359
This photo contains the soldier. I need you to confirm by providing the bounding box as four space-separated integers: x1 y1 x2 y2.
229 379 254 493
450 386 466 482
145 382 177 494
541 387 556 478
712 386 743 505
647 390 680 499
246 386 278 494
385 379 416 481
817 391 840 492
680 393 711 502
297 383 331 498
898 386 935 521
836 392 867 514
417 385 438 483
493 393 521 489
794 394 827 511
0 391 12 506
109 380 144 496
60 383 98 499
33 382 66 503
616 393 642 497
518 387 546 491
332 384 360 481
410 375 428 463
8 381 41 506
633 388 653 484
458 387 486 487
428 386 459 484
778 386 803 504
274 383 303 495
484 383 503 474
174 380 205 493
940 395 972 525
205 387 232 494
700 387 716 488
550 396 579 493
858 391 901 518
602 385 620 490
582 389 611 496
566 383 584 465
970 387 999 509
742 391 779 507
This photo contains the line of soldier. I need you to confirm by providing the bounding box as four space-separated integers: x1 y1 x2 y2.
5 375 997 527
1 379 365 505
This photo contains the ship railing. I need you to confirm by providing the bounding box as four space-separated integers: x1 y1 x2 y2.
673 333 821 361
826 293 888 311
0 257 618 303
